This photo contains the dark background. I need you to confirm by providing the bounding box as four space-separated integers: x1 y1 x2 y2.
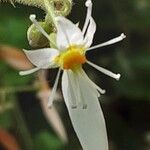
0 0 150 150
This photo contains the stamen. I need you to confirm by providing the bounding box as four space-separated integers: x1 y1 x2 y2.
30 15 50 40
87 33 126 51
87 61 121 80
29 14 57 47
76 71 87 109
67 71 77 109
82 0 93 35
48 68 61 108
80 69 106 94
19 67 40 76
89 80 106 94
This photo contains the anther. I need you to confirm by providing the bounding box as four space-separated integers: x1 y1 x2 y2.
83 104 87 109
72 105 77 109
85 0 92 7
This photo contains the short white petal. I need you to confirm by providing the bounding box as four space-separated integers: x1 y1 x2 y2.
23 48 59 69
84 17 96 48
56 17 84 50
62 69 108 150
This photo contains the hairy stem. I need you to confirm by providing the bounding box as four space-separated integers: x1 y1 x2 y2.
1 0 73 16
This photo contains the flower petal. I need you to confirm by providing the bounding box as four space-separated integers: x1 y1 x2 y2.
62 69 108 150
56 17 84 50
23 48 59 69
84 17 96 48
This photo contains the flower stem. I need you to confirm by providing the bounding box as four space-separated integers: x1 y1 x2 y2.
12 99 34 150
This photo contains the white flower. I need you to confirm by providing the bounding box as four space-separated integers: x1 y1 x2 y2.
20 0 126 149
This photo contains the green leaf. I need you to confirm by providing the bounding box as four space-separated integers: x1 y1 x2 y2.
0 110 13 129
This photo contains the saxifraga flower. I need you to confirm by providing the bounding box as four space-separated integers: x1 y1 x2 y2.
20 0 126 149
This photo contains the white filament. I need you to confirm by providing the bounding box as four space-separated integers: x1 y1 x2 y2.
29 14 56 47
67 71 78 109
87 33 126 51
82 0 93 35
48 69 61 107
87 61 121 80
79 69 106 95
19 67 40 76
75 71 87 109
30 15 50 40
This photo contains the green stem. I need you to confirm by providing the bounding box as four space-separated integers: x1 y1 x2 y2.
44 0 73 26
44 0 57 27
13 99 34 150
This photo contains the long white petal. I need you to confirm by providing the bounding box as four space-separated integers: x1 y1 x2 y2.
87 61 121 80
82 0 93 35
48 69 61 107
84 17 96 48
56 16 84 50
19 67 40 76
62 69 108 150
23 48 59 69
87 33 126 51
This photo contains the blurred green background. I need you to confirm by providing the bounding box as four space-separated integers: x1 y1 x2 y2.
0 0 150 150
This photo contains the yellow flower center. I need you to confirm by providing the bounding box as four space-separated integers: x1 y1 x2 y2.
55 45 87 70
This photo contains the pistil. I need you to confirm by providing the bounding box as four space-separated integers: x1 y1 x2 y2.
55 46 86 70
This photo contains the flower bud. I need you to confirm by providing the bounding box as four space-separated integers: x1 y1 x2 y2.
49 33 57 49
